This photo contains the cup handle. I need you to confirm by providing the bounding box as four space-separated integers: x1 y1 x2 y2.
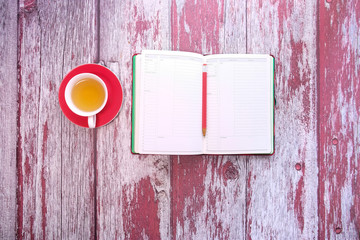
88 115 96 128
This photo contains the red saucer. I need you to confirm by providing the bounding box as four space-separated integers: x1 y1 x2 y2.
59 64 123 128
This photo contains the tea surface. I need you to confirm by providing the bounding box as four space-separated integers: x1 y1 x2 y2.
71 78 105 112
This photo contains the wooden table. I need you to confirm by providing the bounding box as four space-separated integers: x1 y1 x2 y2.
1 0 359 239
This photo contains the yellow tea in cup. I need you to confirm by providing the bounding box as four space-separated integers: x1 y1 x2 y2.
71 78 106 112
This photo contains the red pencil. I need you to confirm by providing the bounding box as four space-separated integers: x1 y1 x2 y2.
202 64 207 137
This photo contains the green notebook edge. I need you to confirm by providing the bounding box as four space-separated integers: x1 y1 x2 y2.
270 56 275 154
131 55 137 153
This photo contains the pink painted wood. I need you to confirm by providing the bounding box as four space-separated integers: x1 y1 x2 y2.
319 0 360 239
97 0 171 239
59 1 99 238
0 1 17 239
246 1 319 239
171 0 248 239
17 0 98 238
1 0 359 239
17 2 44 238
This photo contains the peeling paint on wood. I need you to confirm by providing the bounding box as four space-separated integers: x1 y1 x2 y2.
17 1 43 238
171 1 247 239
171 156 247 239
319 0 360 239
171 0 225 54
17 0 98 238
59 0 98 238
97 0 171 239
246 0 318 239
1 0 360 239
0 1 18 239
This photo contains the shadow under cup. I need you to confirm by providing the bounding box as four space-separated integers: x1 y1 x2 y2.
64 73 108 128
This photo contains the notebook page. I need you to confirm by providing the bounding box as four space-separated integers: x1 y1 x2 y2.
204 55 273 154
138 51 203 154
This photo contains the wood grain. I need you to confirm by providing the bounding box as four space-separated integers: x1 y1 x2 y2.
17 1 44 237
60 0 98 238
246 0 318 239
319 0 360 239
17 0 98 238
0 1 17 239
2 0 359 239
171 0 247 239
97 0 171 239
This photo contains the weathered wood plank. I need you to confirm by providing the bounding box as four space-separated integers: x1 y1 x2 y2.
97 0 171 239
60 0 98 238
171 0 225 54
17 0 97 238
32 1 68 238
319 0 360 239
0 1 17 239
171 156 247 239
246 1 318 239
17 1 45 238
9 1 359 239
171 0 247 239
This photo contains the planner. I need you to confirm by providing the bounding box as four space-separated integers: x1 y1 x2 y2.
132 50 274 155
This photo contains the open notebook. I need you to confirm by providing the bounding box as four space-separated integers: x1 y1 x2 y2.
132 50 274 155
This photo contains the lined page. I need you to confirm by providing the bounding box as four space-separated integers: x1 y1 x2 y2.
138 51 203 154
204 55 273 154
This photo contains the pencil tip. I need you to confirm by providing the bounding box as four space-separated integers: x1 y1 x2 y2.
202 128 206 136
